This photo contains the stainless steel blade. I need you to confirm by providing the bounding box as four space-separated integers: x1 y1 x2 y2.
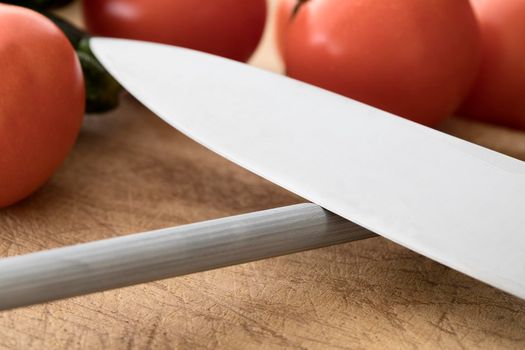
91 38 525 300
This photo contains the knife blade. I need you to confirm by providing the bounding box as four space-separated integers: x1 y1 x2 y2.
90 37 525 300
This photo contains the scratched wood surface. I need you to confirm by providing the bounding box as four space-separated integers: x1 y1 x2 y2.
1 1 525 349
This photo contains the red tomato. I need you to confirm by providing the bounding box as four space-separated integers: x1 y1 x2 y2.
0 5 84 208
83 0 267 62
283 0 480 126
275 0 295 58
459 0 525 129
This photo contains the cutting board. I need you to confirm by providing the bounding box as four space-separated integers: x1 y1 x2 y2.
1 1 525 349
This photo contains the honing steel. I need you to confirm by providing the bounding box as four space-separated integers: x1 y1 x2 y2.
0 204 375 310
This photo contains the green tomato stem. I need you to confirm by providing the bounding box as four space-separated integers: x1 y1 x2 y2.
77 38 123 114
1 0 74 10
292 0 309 19
43 12 123 114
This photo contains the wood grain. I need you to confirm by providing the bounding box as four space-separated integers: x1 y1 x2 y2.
1 1 525 349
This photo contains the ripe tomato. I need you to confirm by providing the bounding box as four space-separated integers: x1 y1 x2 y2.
0 5 84 208
275 0 295 58
83 0 267 62
283 0 480 126
459 0 525 129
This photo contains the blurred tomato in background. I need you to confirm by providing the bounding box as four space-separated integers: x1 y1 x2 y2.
0 5 84 207
83 0 267 62
274 0 294 58
277 0 480 127
459 0 525 130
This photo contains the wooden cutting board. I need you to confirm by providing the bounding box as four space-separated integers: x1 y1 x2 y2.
1 2 525 349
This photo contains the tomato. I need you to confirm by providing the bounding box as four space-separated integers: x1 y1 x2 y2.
283 0 480 126
0 5 84 208
275 0 295 58
459 0 525 129
83 0 267 62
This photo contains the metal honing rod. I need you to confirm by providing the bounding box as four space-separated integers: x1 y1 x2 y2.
0 203 376 311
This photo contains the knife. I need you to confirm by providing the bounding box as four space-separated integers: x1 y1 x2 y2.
89 38 525 299
0 38 523 310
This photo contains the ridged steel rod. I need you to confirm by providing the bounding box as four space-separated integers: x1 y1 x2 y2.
0 203 376 311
